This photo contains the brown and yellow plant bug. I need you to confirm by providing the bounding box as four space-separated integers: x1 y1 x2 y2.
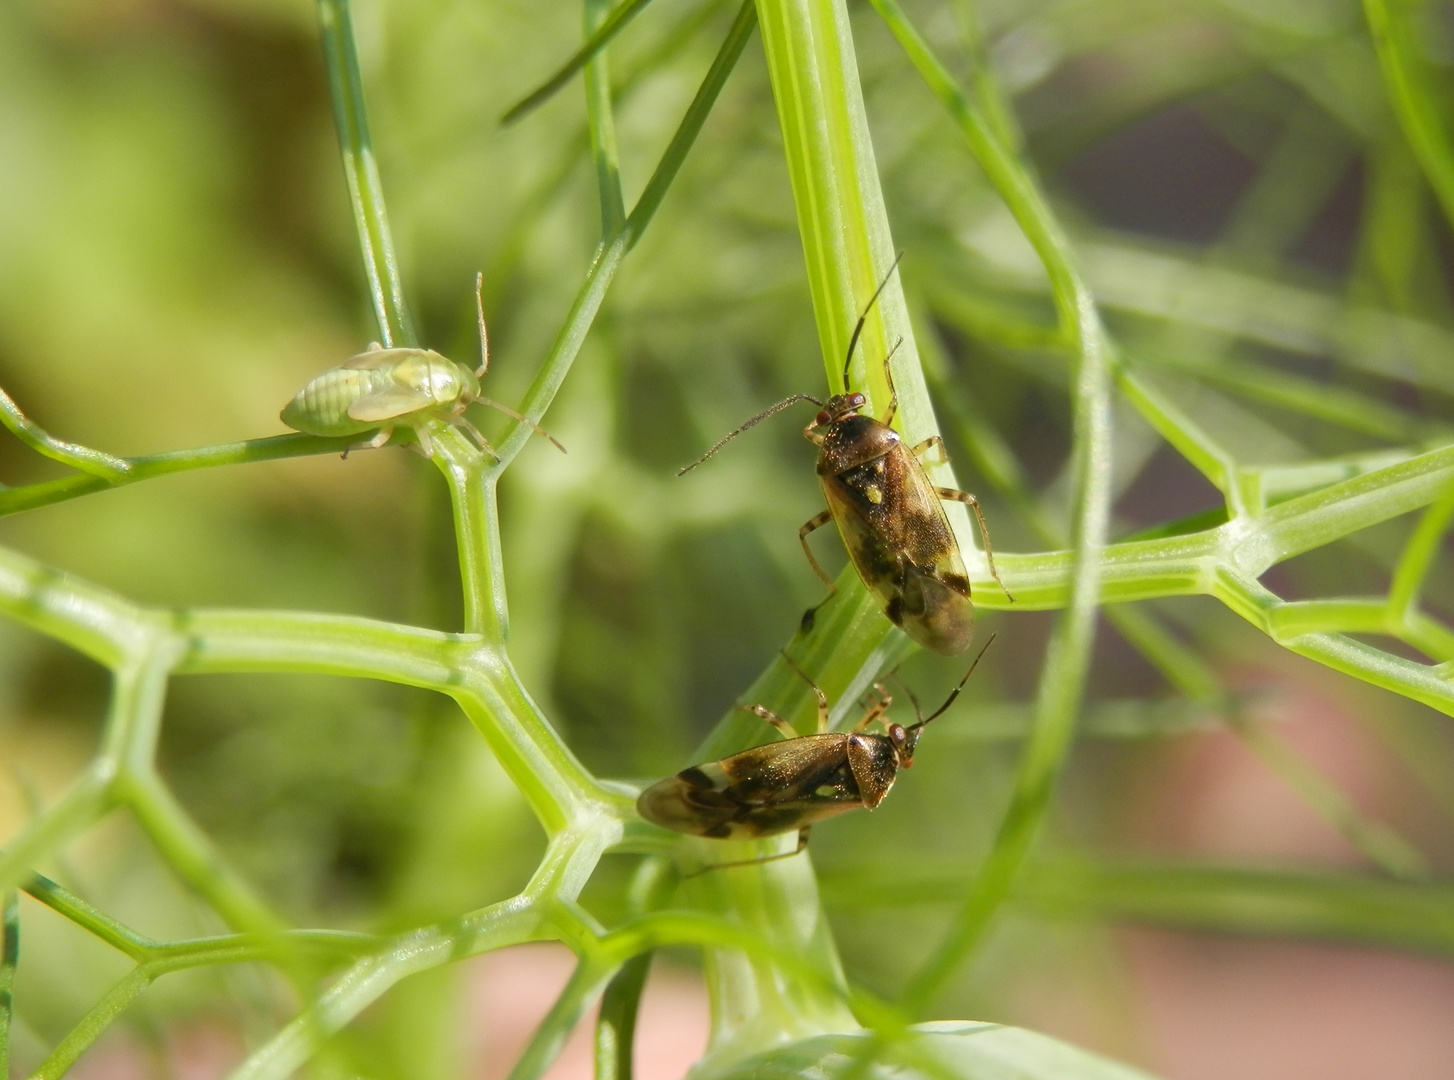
679 257 1009 655
282 275 563 459
637 644 988 873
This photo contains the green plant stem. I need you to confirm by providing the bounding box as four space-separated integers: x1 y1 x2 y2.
585 0 627 236
492 0 760 471
1362 0 1454 231
821 859 1454 955
0 432 354 519
318 0 417 346
868 0 1113 1010
595 953 652 1080
32 968 153 1080
501 0 661 125
0 889 15 1080
508 960 619 1080
22 874 155 960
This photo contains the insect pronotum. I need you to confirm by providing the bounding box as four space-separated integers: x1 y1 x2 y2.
678 256 1010 655
281 274 564 459
637 640 990 874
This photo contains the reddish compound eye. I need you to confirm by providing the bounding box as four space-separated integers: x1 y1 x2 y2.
815 410 831 426
849 393 866 408
890 724 906 743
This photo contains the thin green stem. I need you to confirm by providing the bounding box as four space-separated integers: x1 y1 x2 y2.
317 0 416 346
32 968 153 1080
508 959 618 1080
0 385 129 480
0 766 114 895
0 889 16 1080
501 0 662 125
1363 0 1454 230
492 1 758 470
870 0 1113 1010
1389 481 1454 617
22 873 155 961
1231 721 1429 878
595 953 652 1080
124 772 285 933
585 0 627 237
0 432 355 519
227 896 546 1080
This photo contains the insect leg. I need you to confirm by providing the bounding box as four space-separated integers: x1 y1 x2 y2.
798 510 835 589
343 425 394 458
934 487 1014 602
877 337 904 427
778 652 830 733
452 415 502 461
797 509 837 634
852 683 894 732
737 704 797 741
908 435 949 466
688 826 812 877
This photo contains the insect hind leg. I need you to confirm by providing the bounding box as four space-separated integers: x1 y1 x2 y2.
737 704 798 741
934 487 1013 602
778 651 830 733
797 509 836 634
685 826 812 878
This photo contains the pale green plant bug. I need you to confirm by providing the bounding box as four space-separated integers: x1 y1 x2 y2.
281 274 564 458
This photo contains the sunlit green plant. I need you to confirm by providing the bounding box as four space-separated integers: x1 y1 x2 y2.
3 0 1454 1077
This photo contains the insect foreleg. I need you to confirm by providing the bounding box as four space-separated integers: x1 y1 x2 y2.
852 683 894 733
687 826 813 877
934 487 1013 602
737 704 798 741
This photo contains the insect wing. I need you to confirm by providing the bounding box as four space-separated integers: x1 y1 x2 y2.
341 347 427 370
346 386 435 423
637 734 865 841
823 444 975 654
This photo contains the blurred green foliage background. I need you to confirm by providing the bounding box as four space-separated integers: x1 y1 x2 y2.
5 0 1454 1076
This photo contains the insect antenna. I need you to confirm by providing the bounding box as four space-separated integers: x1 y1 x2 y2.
916 633 997 729
677 394 823 476
841 250 905 391
474 396 566 453
473 272 490 378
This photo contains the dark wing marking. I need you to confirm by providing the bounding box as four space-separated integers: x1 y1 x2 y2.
822 445 974 653
637 735 867 840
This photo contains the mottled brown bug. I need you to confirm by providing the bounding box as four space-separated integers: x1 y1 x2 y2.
679 257 1009 655
637 646 986 872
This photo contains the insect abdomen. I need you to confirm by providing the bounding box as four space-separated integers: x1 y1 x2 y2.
281 368 385 436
